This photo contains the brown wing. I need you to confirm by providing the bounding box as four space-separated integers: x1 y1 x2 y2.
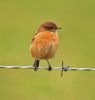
31 27 45 42
31 24 47 42
31 32 38 42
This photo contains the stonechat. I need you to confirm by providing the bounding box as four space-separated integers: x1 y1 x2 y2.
29 21 61 71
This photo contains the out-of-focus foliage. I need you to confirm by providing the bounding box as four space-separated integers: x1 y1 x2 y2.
0 0 95 100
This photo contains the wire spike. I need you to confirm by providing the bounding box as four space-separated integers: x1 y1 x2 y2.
61 61 64 77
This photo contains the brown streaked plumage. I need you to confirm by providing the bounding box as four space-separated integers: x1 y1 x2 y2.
29 21 61 71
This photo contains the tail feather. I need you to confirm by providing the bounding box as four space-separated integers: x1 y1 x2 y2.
33 60 40 71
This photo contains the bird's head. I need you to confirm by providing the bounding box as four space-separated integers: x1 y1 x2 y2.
38 21 61 32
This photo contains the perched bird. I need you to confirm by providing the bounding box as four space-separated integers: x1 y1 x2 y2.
29 21 61 71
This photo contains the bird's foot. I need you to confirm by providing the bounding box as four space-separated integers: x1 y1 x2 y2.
33 62 38 71
48 65 52 71
34 67 38 71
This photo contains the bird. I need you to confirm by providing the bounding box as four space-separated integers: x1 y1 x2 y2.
29 21 61 71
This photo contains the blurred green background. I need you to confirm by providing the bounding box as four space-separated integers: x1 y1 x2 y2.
0 0 95 100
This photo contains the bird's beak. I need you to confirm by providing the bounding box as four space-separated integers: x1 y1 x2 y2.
57 27 62 29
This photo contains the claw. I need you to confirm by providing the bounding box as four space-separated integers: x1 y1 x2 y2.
34 67 37 71
48 66 52 71
47 60 52 71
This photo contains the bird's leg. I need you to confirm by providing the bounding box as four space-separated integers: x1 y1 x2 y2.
33 60 37 71
47 60 52 71
33 60 39 71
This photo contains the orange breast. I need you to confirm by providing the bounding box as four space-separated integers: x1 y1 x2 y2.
29 31 59 59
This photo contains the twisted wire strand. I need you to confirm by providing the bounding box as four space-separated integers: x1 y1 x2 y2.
0 65 95 71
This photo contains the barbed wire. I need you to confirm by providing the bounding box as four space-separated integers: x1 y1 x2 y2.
0 65 95 71
0 61 95 77
0 65 95 70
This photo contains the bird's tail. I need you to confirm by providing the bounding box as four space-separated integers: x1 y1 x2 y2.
33 60 40 71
